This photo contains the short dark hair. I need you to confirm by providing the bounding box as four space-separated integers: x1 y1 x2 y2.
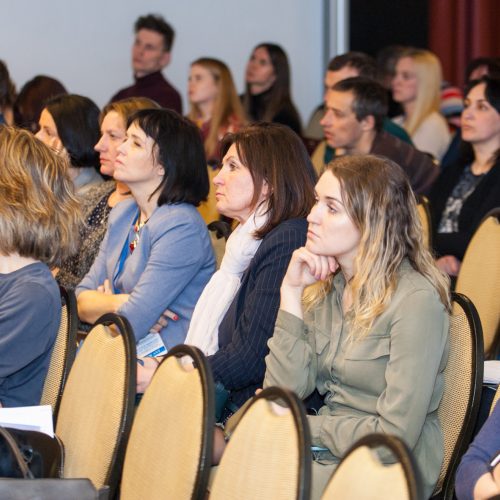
128 108 209 207
327 52 377 80
333 77 388 132
0 59 16 108
461 76 500 164
465 57 500 82
45 94 100 169
14 75 67 132
220 122 317 239
134 14 175 52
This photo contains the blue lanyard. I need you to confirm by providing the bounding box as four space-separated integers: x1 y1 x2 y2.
113 210 139 294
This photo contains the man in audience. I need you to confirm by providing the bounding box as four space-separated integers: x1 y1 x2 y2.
307 51 411 159
110 14 182 113
316 76 438 194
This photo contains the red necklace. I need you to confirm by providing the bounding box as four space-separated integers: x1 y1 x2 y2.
129 216 149 253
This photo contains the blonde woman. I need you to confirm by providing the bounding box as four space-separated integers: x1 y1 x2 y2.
264 155 450 499
392 48 450 160
187 57 246 163
0 127 81 407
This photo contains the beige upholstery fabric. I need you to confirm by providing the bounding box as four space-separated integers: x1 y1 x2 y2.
416 197 431 249
56 324 128 489
321 446 409 500
456 214 500 354
120 355 205 500
40 301 68 411
434 300 474 494
210 398 300 500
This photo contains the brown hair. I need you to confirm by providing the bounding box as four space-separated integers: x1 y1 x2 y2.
0 127 82 267
220 122 317 238
188 58 246 158
100 96 161 127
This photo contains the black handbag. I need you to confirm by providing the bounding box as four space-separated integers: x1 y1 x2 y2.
0 426 63 479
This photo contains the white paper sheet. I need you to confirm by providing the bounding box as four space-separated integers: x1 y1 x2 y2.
484 360 500 385
0 405 54 437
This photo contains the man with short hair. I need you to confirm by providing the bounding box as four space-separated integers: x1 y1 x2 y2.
317 77 438 195
110 14 182 113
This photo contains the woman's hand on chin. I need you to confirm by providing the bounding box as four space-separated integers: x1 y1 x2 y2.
282 247 338 290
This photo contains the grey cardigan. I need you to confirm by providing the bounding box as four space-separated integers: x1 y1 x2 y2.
264 261 449 498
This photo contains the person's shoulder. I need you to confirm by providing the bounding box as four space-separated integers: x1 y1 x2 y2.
108 198 137 223
395 261 442 299
4 263 59 306
150 203 208 233
420 112 450 134
258 218 308 254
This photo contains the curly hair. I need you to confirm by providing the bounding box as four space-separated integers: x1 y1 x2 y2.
304 155 450 339
0 127 82 267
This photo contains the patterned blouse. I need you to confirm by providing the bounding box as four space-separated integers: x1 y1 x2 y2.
57 181 116 291
438 165 485 233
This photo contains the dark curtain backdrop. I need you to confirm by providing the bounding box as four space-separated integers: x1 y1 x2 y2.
429 0 500 87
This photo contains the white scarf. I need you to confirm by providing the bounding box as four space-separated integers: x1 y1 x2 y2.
185 209 269 355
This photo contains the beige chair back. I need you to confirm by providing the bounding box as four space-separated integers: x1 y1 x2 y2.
321 434 422 500
40 286 77 421
121 345 214 500
416 195 432 249
434 292 483 499
210 387 311 500
456 209 500 356
56 314 136 498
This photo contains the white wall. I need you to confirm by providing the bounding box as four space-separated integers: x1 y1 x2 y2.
2 0 324 126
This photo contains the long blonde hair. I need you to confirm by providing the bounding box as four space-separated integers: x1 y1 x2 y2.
188 58 246 158
399 48 443 135
304 155 450 339
0 126 82 267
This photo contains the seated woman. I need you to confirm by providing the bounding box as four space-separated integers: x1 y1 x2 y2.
14 75 67 132
263 155 450 499
76 109 215 354
242 43 302 135
137 123 316 416
187 57 246 164
0 126 81 407
57 97 159 291
455 401 500 500
36 94 103 195
429 76 500 277
392 48 450 161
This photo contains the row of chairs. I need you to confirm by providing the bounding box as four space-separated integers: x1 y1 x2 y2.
2 287 486 499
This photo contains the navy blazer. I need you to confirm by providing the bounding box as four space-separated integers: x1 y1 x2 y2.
208 217 308 408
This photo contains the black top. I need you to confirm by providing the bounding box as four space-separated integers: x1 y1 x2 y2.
245 88 302 135
429 159 500 259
